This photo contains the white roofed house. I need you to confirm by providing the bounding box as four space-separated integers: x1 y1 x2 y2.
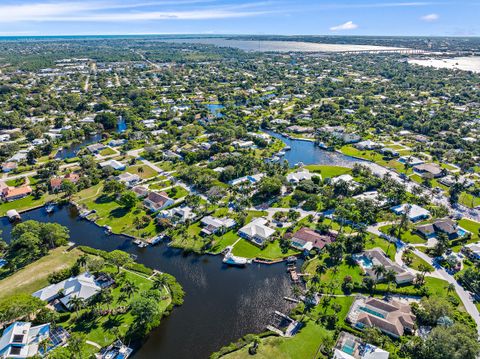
143 191 174 212
116 173 140 188
158 206 196 224
0 321 65 358
238 218 275 247
200 216 236 236
32 272 102 311
391 204 430 222
99 159 126 171
286 169 321 184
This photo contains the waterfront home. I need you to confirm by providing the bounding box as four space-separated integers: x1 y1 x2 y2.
287 125 314 134
33 272 102 311
415 218 463 240
346 296 416 338
0 322 63 358
159 206 196 223
228 173 265 186
143 191 174 212
379 148 400 158
2 186 33 202
391 204 430 222
333 331 389 359
116 173 140 188
330 174 359 190
87 143 106 154
355 140 381 150
288 227 334 252
355 248 415 284
99 159 126 171
200 215 236 236
286 169 320 184
413 163 444 179
108 139 126 147
238 218 275 246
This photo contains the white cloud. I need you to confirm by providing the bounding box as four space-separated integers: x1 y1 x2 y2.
330 21 358 31
421 13 439 22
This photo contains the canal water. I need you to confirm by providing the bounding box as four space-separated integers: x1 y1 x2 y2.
265 130 364 168
55 134 103 159
0 206 295 359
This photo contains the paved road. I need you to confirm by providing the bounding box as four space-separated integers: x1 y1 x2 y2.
413 249 480 335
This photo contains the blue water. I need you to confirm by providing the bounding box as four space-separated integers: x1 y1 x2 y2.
55 134 102 159
356 255 373 269
264 130 364 168
206 104 225 118
117 117 127 133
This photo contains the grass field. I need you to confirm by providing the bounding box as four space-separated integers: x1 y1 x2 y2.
379 225 426 244
459 192 480 209
0 246 82 300
403 252 434 271
99 147 116 156
166 186 189 199
74 185 159 238
0 193 59 216
303 165 351 179
126 164 158 179
231 239 299 260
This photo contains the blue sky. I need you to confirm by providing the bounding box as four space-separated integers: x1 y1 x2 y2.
0 0 477 37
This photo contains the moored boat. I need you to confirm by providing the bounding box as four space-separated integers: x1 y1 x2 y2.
223 253 249 267
6 209 21 222
45 203 55 213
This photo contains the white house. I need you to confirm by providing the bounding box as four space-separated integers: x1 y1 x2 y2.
116 173 140 187
200 216 236 235
238 218 275 246
99 159 126 171
159 206 196 223
286 170 320 184
391 204 430 222
0 322 53 358
33 272 101 310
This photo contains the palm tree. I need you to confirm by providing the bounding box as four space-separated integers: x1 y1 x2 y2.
445 283 455 295
384 269 397 293
372 264 386 282
77 254 88 268
39 337 52 355
153 275 168 291
69 296 85 319
121 280 138 299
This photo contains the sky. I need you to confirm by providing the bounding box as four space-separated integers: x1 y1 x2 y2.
0 0 478 37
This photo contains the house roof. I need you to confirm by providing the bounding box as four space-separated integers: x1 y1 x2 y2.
32 272 101 309
414 163 442 176
239 218 275 241
4 186 32 199
145 191 172 209
292 227 333 250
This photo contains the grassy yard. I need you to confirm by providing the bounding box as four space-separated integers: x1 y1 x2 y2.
379 225 426 244
0 247 82 300
459 192 480 209
403 252 434 271
340 146 411 174
303 165 351 179
364 235 396 260
74 186 159 239
165 186 189 199
0 193 59 216
458 219 480 238
126 164 158 179
99 147 116 156
231 239 299 260
209 231 240 254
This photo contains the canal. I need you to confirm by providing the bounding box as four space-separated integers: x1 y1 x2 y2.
0 206 295 359
265 130 364 168
55 134 103 159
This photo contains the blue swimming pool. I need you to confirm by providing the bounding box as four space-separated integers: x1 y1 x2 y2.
356 255 373 269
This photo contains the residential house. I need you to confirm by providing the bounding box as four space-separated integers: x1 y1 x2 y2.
464 242 480 260
50 173 80 192
391 204 430 222
333 331 389 359
159 206 196 223
1 162 17 173
116 173 140 188
413 163 444 179
398 156 424 166
416 218 463 240
143 191 174 212
0 322 60 358
439 175 474 188
132 186 148 198
286 170 320 184
33 272 102 310
289 227 334 252
87 143 106 154
356 248 415 284
238 218 275 246
355 140 381 150
347 296 416 338
99 159 126 171
200 216 236 236
353 191 388 207
2 186 32 202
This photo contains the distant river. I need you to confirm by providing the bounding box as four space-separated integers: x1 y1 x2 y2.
409 57 480 73
0 206 295 359
163 38 406 53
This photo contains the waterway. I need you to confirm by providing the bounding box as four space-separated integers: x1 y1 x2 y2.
206 103 225 118
265 130 364 168
408 56 480 73
55 134 102 159
0 206 295 359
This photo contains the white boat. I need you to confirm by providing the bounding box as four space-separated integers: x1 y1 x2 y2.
150 235 163 245
223 253 249 267
45 203 55 213
133 239 147 248
277 151 286 156
284 146 291 151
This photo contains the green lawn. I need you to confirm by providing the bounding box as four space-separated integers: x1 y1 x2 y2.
58 267 171 353
458 219 480 238
209 231 240 254
459 192 480 209
379 225 426 244
303 165 351 179
340 146 411 174
231 239 299 260
364 235 395 260
74 186 158 239
0 247 82 300
403 252 434 271
166 186 189 199
99 147 116 156
0 193 59 216
126 164 158 179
